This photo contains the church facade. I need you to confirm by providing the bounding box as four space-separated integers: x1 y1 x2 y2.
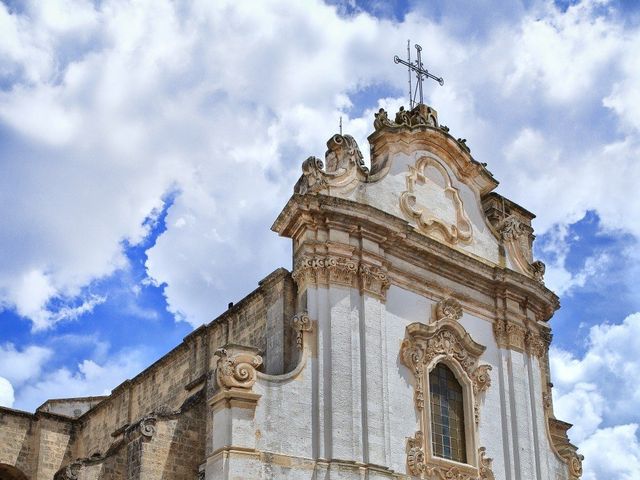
0 103 583 480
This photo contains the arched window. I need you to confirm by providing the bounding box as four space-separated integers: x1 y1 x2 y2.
429 363 466 463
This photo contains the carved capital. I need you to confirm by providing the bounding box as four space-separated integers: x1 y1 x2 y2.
292 255 358 291
215 347 263 391
358 263 390 299
292 255 390 300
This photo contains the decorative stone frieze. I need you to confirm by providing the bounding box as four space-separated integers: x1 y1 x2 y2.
214 347 263 391
401 321 494 478
400 156 473 244
292 254 390 300
292 312 312 350
434 297 463 323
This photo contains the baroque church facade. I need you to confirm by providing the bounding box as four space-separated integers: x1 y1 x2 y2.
0 103 582 480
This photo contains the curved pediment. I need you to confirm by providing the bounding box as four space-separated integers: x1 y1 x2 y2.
289 103 547 280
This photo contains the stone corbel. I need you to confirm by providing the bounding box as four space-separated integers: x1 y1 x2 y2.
293 312 313 350
210 345 263 411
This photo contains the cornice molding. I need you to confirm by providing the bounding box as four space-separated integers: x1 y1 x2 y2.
273 194 559 321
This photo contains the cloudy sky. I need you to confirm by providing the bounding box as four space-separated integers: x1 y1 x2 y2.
1 0 639 477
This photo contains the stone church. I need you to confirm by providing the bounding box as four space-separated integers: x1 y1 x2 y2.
0 102 583 479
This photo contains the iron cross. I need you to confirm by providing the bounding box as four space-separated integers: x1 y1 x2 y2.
394 41 444 108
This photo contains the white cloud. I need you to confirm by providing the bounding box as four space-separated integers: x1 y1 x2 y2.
15 348 148 411
551 312 640 478
0 343 53 387
0 377 15 408
580 425 640 480
0 0 639 334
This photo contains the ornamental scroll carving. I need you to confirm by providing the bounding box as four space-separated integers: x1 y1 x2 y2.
214 347 263 390
497 215 546 284
292 254 390 300
293 312 312 350
294 133 368 195
401 320 494 478
400 156 473 244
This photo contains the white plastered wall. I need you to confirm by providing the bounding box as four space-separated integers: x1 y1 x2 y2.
210 283 569 480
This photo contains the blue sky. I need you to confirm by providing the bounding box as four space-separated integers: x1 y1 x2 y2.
1 1 640 478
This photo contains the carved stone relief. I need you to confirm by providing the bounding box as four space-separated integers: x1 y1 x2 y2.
294 134 368 196
400 319 494 479
292 312 312 350
400 156 473 244
434 297 463 323
292 254 390 300
214 347 263 391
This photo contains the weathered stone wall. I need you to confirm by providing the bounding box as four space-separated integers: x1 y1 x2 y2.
0 409 38 479
0 268 294 479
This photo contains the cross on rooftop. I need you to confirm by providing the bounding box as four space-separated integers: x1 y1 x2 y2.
394 41 444 108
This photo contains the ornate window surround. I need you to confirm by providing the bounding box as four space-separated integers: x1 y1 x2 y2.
400 298 494 479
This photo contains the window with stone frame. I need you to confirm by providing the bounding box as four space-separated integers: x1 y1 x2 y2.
429 363 467 463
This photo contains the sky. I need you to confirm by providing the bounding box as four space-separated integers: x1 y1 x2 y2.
0 0 639 478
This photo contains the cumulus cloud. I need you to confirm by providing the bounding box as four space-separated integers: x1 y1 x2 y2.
15 347 148 411
551 312 640 478
0 343 53 387
0 377 15 408
0 0 639 333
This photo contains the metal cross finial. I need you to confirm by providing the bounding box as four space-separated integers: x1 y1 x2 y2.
394 41 444 108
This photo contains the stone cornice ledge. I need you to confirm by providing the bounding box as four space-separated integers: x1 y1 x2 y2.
273 194 559 321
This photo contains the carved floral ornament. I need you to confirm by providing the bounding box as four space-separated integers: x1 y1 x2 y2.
400 319 494 479
291 254 390 300
400 156 473 245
